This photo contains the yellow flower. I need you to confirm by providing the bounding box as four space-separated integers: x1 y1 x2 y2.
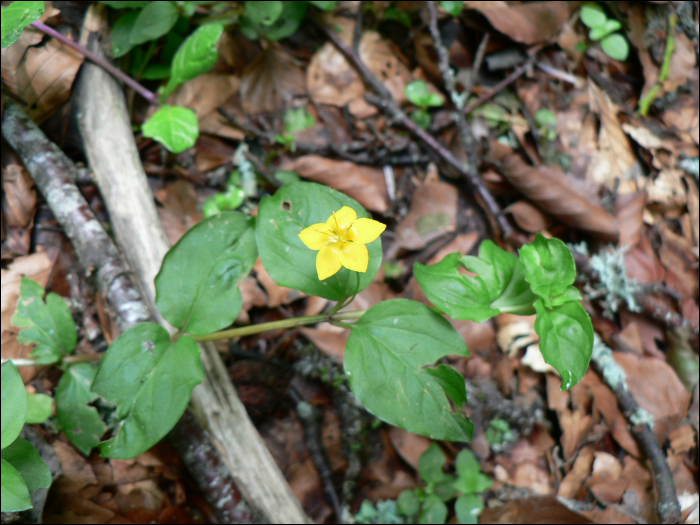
298 206 386 280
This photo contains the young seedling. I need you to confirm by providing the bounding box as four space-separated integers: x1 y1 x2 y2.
404 80 444 130
579 3 629 61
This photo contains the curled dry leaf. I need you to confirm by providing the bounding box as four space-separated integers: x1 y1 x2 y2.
253 258 305 308
504 200 553 233
586 452 624 504
387 426 431 471
586 80 642 188
463 2 570 45
658 222 698 300
240 44 305 114
480 496 593 524
1 251 55 382
153 180 202 246
614 190 646 247
557 444 595 499
280 156 389 213
169 73 243 140
2 163 37 255
307 17 412 117
485 141 619 241
1 5 84 124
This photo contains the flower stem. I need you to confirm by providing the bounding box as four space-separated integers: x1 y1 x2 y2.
191 309 365 342
30 20 159 104
2 352 104 367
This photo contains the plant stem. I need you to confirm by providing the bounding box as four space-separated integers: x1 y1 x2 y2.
2 353 104 367
638 14 677 116
191 310 366 342
30 20 159 104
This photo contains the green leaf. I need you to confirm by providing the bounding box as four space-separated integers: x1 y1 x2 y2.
129 1 179 45
548 285 583 307
439 1 463 17
418 443 448 484
455 493 483 524
101 1 150 8
415 243 537 322
589 18 621 41
55 363 106 456
424 365 467 409
161 23 224 99
273 170 301 186
405 80 442 108
1 1 45 49
92 324 204 459
256 181 382 301
155 212 257 335
453 449 492 494
245 1 283 26
601 33 629 61
1 361 27 450
418 494 448 524
397 489 420 516
580 3 607 29
519 234 576 301
534 300 593 390
344 299 473 441
142 105 199 154
1 438 51 492
284 106 315 134
434 476 458 501
11 277 77 365
256 1 307 41
309 1 338 11
411 109 432 130
25 393 53 424
1 459 31 512
534 108 557 129
111 11 139 57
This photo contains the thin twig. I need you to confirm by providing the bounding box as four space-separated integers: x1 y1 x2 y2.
591 336 681 524
463 32 490 101
318 21 515 240
30 20 158 104
352 0 365 53
463 50 540 115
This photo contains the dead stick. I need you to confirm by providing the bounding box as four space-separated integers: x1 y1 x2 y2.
591 336 681 524
318 22 515 240
1 101 257 524
75 6 310 523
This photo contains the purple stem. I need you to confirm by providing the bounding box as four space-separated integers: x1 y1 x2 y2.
30 20 159 104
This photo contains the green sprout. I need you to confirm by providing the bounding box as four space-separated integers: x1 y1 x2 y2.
404 80 444 130
275 106 315 152
580 3 629 61
202 171 247 218
485 418 516 453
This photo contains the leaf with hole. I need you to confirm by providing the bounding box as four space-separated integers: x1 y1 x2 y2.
92 323 203 459
257 182 382 300
55 363 106 455
344 299 473 441
156 212 257 335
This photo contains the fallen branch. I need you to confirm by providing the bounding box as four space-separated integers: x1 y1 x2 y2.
591 336 681 524
317 21 517 241
75 5 310 523
1 101 257 525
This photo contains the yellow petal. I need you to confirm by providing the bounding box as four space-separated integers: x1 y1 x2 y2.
327 206 357 232
350 218 386 244
317 246 342 280
339 243 369 273
299 223 331 250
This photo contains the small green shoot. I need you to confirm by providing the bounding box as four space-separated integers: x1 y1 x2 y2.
405 80 444 130
580 3 629 61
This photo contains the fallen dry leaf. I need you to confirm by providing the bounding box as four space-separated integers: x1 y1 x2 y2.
586 451 624 503
658 222 698 300
240 44 305 114
1 10 84 124
586 80 641 188
485 141 619 241
394 177 457 250
614 190 646 247
481 496 593 524
387 426 432 471
1 251 55 381
463 2 570 45
153 180 202 245
169 73 243 140
557 445 594 499
2 162 37 256
280 156 389 212
307 17 412 117
669 424 696 455
504 200 553 233
254 258 306 308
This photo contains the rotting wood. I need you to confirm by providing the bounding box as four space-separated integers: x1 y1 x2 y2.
74 5 310 523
